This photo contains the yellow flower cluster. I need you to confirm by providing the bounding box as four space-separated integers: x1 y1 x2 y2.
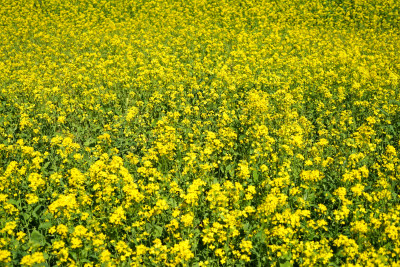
1 0 400 266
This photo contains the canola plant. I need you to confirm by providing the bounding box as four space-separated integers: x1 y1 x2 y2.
0 0 400 266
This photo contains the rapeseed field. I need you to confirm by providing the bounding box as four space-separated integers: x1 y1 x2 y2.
1 0 400 266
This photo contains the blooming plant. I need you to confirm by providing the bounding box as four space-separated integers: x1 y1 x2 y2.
1 0 400 266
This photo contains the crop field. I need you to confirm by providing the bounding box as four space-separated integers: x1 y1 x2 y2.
1 0 400 266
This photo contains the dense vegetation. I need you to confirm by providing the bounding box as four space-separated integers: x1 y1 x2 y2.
1 0 400 266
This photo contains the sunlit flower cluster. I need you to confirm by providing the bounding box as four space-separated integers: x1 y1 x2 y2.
1 0 400 265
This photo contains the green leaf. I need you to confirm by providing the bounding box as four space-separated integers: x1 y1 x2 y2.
32 205 43 219
42 161 50 170
23 213 31 222
8 199 20 206
30 230 45 246
84 138 95 147
39 222 52 230
280 261 292 267
70 251 78 261
154 225 163 237
255 231 265 242
226 164 235 177
145 223 152 232
253 169 259 182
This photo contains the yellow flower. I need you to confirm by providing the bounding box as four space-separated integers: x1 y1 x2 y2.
69 168 85 188
25 193 39 204
109 206 126 225
73 225 88 237
237 161 250 180
351 220 368 234
100 249 112 263
351 184 365 196
16 231 26 242
136 244 148 257
57 248 69 262
56 224 69 237
71 237 82 248
333 187 347 201
126 106 139 122
52 240 65 250
181 213 194 227
316 138 329 147
385 225 399 240
1 221 17 235
155 199 169 211
240 240 253 254
171 240 194 264
28 173 46 191
386 145 397 157
0 250 11 263
20 252 45 266
300 170 323 182
318 204 327 213
57 116 66 124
